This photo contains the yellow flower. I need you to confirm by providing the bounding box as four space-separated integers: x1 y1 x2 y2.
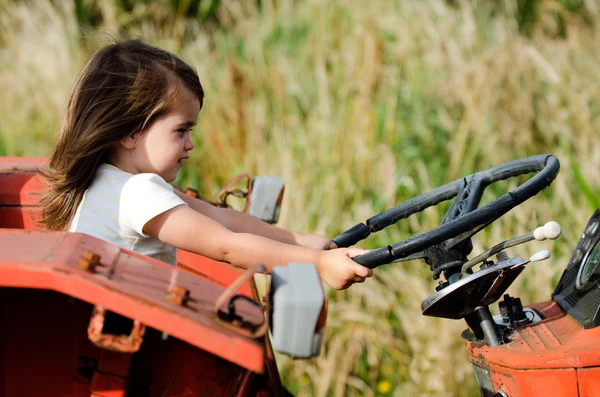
300 375 310 386
377 380 392 394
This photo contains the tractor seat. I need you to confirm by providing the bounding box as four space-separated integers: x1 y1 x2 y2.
0 157 46 230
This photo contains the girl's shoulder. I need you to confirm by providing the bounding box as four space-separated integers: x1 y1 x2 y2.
96 164 169 188
92 165 178 206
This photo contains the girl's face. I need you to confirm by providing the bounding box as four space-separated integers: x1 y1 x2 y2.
122 86 200 182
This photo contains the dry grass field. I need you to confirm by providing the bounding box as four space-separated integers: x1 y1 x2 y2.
1 0 599 395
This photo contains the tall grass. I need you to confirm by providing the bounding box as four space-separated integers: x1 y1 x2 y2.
1 0 600 395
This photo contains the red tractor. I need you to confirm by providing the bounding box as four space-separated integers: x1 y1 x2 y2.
331 154 600 397
2 153 600 396
0 156 325 397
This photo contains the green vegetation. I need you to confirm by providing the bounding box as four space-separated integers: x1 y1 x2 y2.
1 0 599 395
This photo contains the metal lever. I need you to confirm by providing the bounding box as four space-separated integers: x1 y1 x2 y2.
461 221 561 275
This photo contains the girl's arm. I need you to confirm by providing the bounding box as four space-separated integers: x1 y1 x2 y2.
174 189 334 249
143 204 371 290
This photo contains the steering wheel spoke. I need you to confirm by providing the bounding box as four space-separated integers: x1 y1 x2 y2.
442 224 489 250
442 177 486 224
391 251 428 263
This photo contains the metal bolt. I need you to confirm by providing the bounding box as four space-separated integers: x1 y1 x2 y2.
167 294 185 306
169 284 190 297
167 285 190 306
78 251 100 272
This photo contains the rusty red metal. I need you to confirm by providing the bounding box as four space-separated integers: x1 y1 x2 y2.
0 229 266 372
466 300 600 396
88 305 147 353
576 367 600 396
0 157 285 397
1 287 269 397
213 263 270 339
90 350 132 397
0 157 45 229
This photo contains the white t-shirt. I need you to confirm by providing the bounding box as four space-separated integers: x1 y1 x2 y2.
69 163 187 265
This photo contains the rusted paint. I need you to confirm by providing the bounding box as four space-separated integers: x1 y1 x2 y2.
167 283 191 306
0 156 47 172
213 264 269 339
0 231 266 372
487 367 577 396
87 306 146 353
169 284 190 297
1 232 267 372
466 301 600 370
167 292 188 306
78 251 101 272
465 300 600 396
0 157 286 394
82 251 101 262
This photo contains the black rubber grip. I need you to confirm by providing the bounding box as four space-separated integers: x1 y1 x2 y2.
352 246 394 269
332 223 371 248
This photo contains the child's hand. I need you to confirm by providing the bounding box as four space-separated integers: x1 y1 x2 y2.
318 248 373 290
297 233 338 250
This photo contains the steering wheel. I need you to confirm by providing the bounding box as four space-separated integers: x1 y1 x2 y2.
333 154 560 271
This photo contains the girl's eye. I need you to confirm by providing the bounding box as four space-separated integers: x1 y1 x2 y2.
177 128 189 136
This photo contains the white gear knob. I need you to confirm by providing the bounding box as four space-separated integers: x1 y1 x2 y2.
533 221 562 241
530 250 551 262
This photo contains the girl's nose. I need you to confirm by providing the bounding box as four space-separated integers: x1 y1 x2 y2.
185 135 195 151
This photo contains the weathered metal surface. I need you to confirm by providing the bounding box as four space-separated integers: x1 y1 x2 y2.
487 367 577 397
90 350 132 397
0 157 286 396
0 156 46 172
0 288 263 397
0 165 44 229
466 300 600 396
0 229 266 373
0 159 253 295
577 366 600 396
467 301 600 370
177 250 253 297
88 305 147 353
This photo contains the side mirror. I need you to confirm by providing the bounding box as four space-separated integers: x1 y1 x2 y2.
270 263 326 359
248 176 285 224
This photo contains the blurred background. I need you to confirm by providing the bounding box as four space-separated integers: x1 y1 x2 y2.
1 0 599 395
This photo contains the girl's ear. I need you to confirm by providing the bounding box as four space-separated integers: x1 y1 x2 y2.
120 133 138 149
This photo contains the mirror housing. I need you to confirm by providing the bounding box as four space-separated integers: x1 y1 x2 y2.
270 262 326 359
249 176 285 224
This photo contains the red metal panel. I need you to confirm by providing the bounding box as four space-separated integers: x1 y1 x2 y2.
577 367 600 397
0 157 285 394
467 301 600 370
0 288 102 397
0 171 45 206
486 367 578 397
0 207 42 229
0 230 266 373
129 327 248 397
177 250 252 297
90 351 132 397
0 288 260 397
0 156 46 172
0 158 253 294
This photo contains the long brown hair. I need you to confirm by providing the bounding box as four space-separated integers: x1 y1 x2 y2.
39 38 204 230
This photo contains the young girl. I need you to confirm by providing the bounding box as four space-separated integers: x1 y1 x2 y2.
39 38 372 290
